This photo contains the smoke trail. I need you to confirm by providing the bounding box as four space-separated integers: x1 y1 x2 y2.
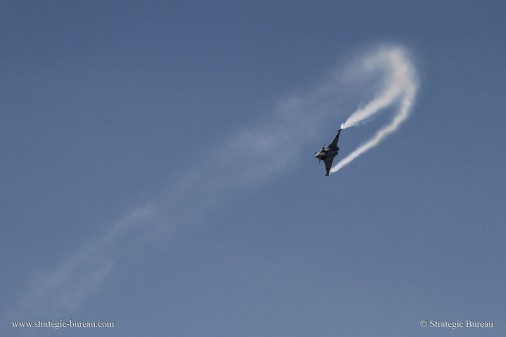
3 47 351 325
3 43 417 331
332 46 418 173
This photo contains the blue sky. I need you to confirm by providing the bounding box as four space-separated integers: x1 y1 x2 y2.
1 1 505 336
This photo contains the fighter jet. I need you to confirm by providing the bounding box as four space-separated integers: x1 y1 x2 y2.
314 129 342 176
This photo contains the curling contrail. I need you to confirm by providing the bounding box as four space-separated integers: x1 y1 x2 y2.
4 43 418 328
331 45 419 174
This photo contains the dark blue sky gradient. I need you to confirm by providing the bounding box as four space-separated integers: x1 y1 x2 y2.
1 1 505 336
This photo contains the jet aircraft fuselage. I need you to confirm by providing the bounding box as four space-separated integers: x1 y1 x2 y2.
314 146 339 162
314 129 342 176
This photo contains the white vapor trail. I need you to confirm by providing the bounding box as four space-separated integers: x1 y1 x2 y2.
4 43 418 329
331 45 418 174
5 50 349 323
